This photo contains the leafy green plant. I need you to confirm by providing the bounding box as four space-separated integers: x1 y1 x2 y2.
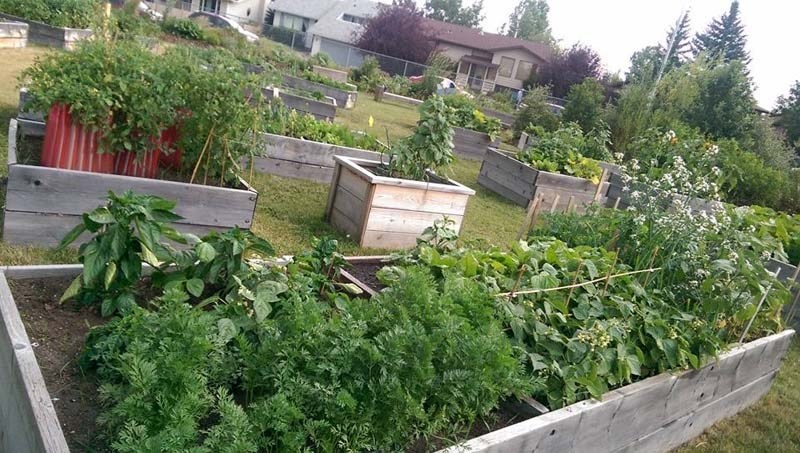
349 56 382 92
162 17 204 41
517 124 606 182
22 40 183 159
0 0 101 28
443 94 502 139
513 85 561 139
58 191 184 316
388 95 456 181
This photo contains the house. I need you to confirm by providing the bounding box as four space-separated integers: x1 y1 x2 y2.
425 20 552 94
267 0 379 51
145 0 266 24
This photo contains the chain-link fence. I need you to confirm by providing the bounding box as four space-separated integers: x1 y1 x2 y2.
315 39 428 78
262 24 310 51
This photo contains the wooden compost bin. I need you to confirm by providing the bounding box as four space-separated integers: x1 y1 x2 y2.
281 74 358 109
0 21 27 48
436 329 795 453
0 263 794 453
2 119 258 247
250 132 385 183
478 148 609 210
0 13 91 49
453 127 500 161
325 156 475 249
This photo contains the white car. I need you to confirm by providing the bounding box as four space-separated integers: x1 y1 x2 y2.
188 12 260 43
138 2 163 20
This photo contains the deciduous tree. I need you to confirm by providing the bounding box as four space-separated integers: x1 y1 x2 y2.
776 81 800 150
424 0 484 28
356 3 434 64
503 0 553 44
533 44 602 98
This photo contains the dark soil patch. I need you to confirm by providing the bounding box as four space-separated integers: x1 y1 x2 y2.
345 260 387 292
10 277 107 452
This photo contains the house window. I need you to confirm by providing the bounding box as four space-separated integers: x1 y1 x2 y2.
516 60 536 81
280 13 310 32
498 56 515 78
341 14 366 25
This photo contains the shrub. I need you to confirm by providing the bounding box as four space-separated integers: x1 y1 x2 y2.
562 78 605 133
513 86 560 139
162 17 204 41
349 56 382 91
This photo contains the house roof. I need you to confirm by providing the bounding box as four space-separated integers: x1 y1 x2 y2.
425 20 553 62
306 0 380 43
268 0 341 21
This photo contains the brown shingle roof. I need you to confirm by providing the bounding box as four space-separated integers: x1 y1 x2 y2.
425 19 553 62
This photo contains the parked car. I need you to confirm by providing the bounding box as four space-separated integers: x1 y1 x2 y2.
187 11 259 43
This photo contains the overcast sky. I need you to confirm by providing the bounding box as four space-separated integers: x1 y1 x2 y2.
413 0 799 109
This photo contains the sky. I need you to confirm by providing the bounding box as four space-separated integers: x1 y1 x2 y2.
413 0 800 109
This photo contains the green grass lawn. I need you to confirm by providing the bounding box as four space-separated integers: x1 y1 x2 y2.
0 46 797 451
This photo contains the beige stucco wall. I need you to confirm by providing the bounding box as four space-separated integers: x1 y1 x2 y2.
435 43 473 63
492 48 547 90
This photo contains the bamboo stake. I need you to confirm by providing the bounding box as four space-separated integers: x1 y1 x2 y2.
601 252 620 297
593 168 609 202
219 137 228 187
496 267 662 298
738 279 777 344
613 196 621 210
190 126 215 184
565 260 584 309
643 246 661 288
508 264 528 298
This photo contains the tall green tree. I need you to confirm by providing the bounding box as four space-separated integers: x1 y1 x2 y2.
626 45 661 84
693 1 750 65
659 11 693 72
562 78 605 133
424 0 484 28
775 80 800 150
503 0 553 44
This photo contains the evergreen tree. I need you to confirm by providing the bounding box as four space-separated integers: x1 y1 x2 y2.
505 0 553 44
693 1 750 65
776 81 800 150
659 11 693 72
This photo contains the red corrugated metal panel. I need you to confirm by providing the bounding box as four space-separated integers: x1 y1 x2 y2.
40 104 114 174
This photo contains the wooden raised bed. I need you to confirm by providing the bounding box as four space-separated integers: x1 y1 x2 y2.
0 20 27 48
437 328 795 452
482 108 515 128
17 87 44 137
478 148 611 211
250 132 385 183
325 156 475 249
262 87 336 121
1 263 794 452
0 13 91 50
453 127 500 161
2 119 258 247
312 65 349 83
281 74 358 109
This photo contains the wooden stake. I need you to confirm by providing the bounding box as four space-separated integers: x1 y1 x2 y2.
509 264 527 298
613 196 621 210
565 260 584 309
643 246 660 287
516 195 542 241
739 280 777 344
593 168 609 202
602 252 619 297
190 126 215 185
549 194 561 213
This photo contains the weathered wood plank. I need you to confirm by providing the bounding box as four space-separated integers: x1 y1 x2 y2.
281 74 357 109
477 171 530 207
332 186 366 226
338 166 369 201
481 148 539 182
2 211 225 247
0 271 70 453
535 170 599 193
366 207 462 235
371 184 470 216
478 162 534 198
329 206 362 239
452 127 498 161
261 133 383 166
360 230 422 249
5 164 257 228
0 13 91 49
249 155 332 183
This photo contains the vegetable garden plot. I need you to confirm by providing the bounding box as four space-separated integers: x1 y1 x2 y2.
452 127 500 161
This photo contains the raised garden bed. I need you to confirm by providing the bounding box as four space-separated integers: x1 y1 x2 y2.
0 263 793 453
3 119 258 247
281 74 357 109
17 87 44 137
437 328 794 452
325 155 475 249
383 91 423 107
312 65 349 83
478 148 611 210
482 108 514 128
262 87 336 121
250 132 385 183
453 126 500 161
0 20 27 48
0 13 91 50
